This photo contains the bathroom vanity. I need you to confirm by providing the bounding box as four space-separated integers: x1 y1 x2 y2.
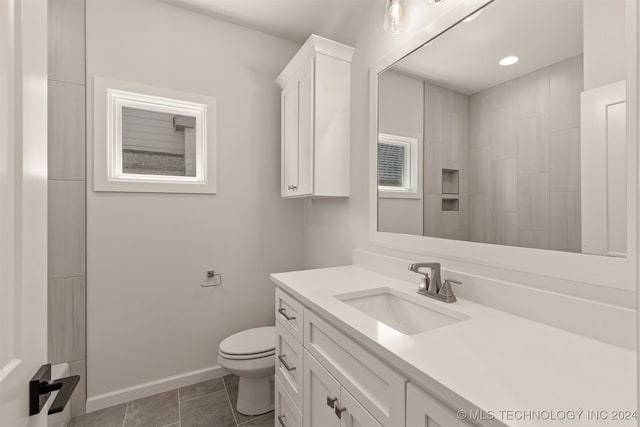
271 265 636 427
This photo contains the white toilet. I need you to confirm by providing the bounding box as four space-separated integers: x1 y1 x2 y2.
218 326 276 415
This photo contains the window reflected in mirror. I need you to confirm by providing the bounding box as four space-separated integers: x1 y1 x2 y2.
377 0 628 257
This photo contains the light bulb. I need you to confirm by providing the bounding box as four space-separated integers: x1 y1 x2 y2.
384 0 409 35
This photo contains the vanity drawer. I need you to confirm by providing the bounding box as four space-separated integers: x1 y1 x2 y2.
303 310 406 427
276 320 304 411
276 288 304 343
276 376 303 427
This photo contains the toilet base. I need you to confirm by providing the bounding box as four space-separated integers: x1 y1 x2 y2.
236 375 274 416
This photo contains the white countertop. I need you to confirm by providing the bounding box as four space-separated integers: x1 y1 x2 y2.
271 265 637 427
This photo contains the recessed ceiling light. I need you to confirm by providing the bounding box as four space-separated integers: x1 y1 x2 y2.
499 56 519 66
463 11 481 22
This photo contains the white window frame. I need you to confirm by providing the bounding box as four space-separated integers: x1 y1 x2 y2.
377 133 421 199
93 76 217 194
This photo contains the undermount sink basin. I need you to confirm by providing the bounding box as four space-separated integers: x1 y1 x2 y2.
335 288 467 335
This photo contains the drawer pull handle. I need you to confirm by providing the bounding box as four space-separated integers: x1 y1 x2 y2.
278 308 296 321
278 414 286 427
335 405 347 419
326 396 337 408
278 355 296 372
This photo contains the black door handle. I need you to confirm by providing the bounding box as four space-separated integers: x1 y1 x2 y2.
29 364 80 415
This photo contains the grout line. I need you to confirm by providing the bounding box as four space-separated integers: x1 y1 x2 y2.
237 411 274 426
177 387 181 426
222 377 239 427
121 401 129 427
178 388 227 405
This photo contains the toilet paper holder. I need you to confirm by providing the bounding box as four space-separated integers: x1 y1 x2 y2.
201 270 222 287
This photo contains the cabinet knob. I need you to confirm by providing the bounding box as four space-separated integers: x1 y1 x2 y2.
291 185 298 191
326 396 337 408
277 414 286 427
278 354 296 372
335 405 347 419
277 308 296 321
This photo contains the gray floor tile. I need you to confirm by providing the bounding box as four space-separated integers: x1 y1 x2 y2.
180 390 235 427
223 375 272 424
124 390 179 427
238 412 274 427
69 403 126 427
179 378 225 402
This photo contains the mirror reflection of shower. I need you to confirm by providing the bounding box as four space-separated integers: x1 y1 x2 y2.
377 0 627 257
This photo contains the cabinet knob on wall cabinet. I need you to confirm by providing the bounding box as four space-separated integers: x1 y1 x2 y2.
335 405 347 419
291 185 298 191
277 415 287 427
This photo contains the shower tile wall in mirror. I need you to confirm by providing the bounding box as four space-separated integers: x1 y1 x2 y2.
377 0 628 257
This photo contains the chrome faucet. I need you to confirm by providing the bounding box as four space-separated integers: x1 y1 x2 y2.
408 262 461 303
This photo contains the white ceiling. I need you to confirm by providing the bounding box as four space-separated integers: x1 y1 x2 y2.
391 0 584 95
161 0 368 43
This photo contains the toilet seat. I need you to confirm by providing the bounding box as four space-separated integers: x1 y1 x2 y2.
219 326 275 359
218 349 275 361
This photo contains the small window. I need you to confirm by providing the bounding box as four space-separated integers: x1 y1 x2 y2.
93 77 217 194
377 133 418 196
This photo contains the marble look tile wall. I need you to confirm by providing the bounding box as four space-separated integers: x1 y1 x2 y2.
424 82 470 240
469 55 583 252
48 0 87 416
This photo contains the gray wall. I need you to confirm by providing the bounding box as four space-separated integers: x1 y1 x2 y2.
86 0 304 404
468 55 583 251
47 0 87 416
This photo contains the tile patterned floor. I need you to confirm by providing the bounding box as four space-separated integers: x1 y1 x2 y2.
69 375 274 427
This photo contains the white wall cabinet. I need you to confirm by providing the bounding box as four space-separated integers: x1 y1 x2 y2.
274 287 480 427
276 35 354 198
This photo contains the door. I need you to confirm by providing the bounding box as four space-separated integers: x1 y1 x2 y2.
338 387 382 427
295 60 314 196
281 80 298 197
281 61 314 198
406 383 473 427
0 0 49 426
303 351 340 427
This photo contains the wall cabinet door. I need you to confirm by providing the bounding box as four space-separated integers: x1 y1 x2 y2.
406 383 473 427
338 387 382 427
303 350 341 427
281 80 299 197
281 62 314 198
295 61 314 196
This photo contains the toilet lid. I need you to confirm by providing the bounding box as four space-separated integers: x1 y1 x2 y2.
219 326 275 356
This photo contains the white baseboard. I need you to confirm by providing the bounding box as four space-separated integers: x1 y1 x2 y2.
86 365 227 413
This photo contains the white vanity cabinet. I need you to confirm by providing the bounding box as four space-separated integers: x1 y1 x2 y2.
274 287 478 427
276 35 354 199
406 383 475 427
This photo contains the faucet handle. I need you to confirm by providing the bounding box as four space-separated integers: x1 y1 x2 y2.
438 279 462 301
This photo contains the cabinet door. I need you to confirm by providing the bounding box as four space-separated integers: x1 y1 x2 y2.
406 383 473 427
338 387 382 427
281 80 298 197
303 350 340 427
295 60 314 196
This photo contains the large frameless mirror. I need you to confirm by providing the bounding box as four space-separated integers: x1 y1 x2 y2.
377 0 629 257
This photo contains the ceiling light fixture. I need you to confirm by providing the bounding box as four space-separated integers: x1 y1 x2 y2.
383 0 409 35
463 10 482 22
499 56 519 66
